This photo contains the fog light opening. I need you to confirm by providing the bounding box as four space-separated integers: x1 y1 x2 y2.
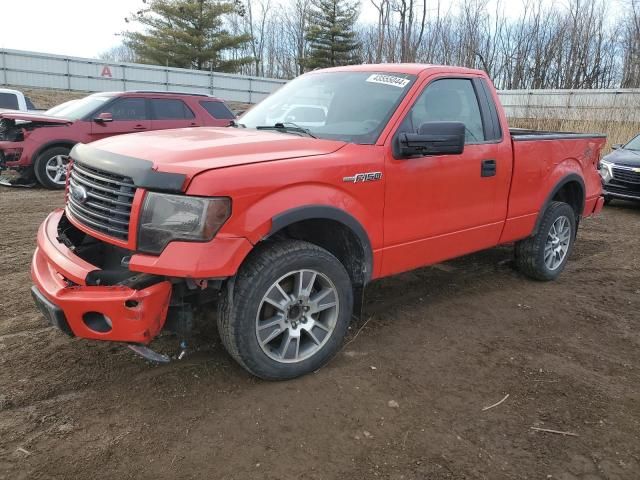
82 312 113 333
125 300 139 308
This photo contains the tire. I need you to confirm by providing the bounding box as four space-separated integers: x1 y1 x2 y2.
34 146 71 189
217 240 353 380
514 201 576 281
603 195 612 206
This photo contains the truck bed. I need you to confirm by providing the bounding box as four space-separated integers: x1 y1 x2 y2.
509 128 606 141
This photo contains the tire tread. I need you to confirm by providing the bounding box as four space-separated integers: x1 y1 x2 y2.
217 240 351 379
514 201 575 281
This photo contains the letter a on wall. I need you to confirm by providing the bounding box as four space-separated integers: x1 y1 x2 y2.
100 66 113 78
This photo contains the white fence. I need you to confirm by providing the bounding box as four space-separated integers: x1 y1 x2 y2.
498 89 640 122
2 49 639 117
0 48 286 104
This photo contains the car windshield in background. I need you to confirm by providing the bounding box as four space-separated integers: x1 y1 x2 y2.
240 71 416 144
46 95 113 120
623 134 640 151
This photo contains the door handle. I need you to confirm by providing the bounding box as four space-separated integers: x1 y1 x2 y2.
133 125 147 130
481 159 496 177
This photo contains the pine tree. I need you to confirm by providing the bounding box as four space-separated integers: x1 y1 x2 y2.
305 0 361 70
123 0 252 72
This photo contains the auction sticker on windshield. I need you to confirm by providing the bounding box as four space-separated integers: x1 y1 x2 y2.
366 74 411 88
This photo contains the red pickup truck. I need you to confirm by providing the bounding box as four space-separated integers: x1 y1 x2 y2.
30 64 605 379
0 91 235 188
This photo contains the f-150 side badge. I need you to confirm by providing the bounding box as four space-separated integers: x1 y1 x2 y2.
343 172 383 183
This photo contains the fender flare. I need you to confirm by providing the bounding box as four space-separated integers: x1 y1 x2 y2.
267 205 374 283
533 173 585 236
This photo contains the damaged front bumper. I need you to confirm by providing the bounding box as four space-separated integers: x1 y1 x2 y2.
0 140 26 169
31 209 173 344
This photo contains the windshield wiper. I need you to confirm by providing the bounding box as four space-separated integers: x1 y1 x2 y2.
228 120 246 128
256 122 317 138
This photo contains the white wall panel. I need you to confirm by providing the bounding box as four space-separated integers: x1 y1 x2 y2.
0 48 286 104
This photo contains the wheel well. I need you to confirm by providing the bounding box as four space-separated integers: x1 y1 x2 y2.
552 180 584 217
270 218 369 288
34 141 76 161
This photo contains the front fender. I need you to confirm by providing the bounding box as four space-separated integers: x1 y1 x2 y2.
185 149 386 276
228 182 378 246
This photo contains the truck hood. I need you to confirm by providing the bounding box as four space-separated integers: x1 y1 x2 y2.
602 148 640 168
89 127 347 177
0 110 72 125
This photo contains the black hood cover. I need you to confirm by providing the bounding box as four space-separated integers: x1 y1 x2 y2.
602 148 640 167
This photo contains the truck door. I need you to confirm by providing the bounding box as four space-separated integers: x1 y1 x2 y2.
381 76 512 276
90 97 151 140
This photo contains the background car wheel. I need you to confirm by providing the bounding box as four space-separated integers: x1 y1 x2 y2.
34 146 71 189
603 195 612 206
514 201 576 281
217 240 353 380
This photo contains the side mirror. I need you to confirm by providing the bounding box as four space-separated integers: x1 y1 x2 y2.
395 121 465 158
93 112 113 123
611 143 623 150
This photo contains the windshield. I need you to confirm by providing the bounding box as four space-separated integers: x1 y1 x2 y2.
240 71 416 144
624 134 640 151
46 95 113 120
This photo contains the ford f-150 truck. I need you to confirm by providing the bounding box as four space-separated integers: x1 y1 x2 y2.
30 64 606 380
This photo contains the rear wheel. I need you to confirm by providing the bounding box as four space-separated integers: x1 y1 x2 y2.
515 201 576 281
217 240 353 380
34 146 71 189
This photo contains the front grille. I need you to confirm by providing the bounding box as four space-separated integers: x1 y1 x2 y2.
612 167 640 184
605 183 640 197
66 161 136 241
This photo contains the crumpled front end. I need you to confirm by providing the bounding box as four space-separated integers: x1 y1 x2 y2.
31 209 172 343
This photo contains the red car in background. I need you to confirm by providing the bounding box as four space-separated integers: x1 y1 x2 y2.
0 91 236 188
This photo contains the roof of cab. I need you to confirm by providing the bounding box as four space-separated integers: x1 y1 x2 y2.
312 63 486 77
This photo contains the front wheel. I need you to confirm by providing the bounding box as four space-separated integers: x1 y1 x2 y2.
217 240 353 380
514 201 576 281
34 146 71 189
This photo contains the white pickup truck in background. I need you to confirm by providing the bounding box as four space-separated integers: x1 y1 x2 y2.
0 88 38 111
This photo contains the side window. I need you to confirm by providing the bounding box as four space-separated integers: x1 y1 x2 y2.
25 96 37 110
406 78 486 143
151 99 195 120
101 97 147 121
200 101 235 120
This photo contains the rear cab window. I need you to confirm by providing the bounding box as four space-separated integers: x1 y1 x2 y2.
150 99 195 120
0 92 19 110
200 101 235 120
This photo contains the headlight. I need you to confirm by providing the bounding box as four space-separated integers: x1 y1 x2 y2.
138 192 231 254
599 159 614 182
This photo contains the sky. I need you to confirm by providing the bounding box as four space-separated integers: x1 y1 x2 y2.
0 0 142 58
0 0 599 60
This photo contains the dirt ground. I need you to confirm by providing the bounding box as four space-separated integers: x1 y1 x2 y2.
0 187 638 480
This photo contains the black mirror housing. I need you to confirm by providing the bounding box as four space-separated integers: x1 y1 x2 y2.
395 121 466 158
